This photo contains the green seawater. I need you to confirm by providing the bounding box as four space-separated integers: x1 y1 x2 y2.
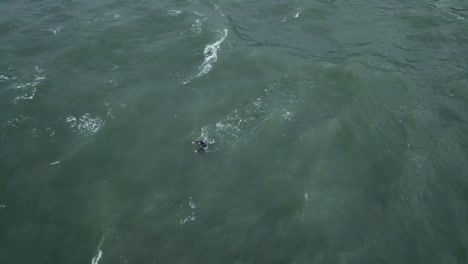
1 0 468 263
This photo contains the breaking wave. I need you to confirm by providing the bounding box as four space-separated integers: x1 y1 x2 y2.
183 29 228 84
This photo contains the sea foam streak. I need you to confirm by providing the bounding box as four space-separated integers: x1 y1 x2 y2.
91 237 104 264
91 250 102 264
197 29 228 77
183 29 228 84
0 75 13 81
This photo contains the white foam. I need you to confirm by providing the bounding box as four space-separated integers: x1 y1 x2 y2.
47 26 63 35
91 250 102 264
91 237 104 264
198 126 210 141
199 101 263 148
46 127 55 136
44 127 56 142
193 11 205 17
66 114 104 137
108 79 118 87
180 197 197 225
199 29 228 76
213 5 225 16
0 204 5 209
1 116 30 130
195 77 300 147
66 116 77 128
214 122 241 142
14 66 45 101
77 114 104 136
183 29 228 84
282 110 294 121
0 75 12 81
167 9 181 16
294 11 301 18
119 256 129 264
105 102 115 119
189 197 196 209
179 211 196 225
302 193 309 220
191 19 202 34
113 11 121 19
50 160 60 165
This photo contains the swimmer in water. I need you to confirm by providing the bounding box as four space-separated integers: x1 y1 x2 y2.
192 139 215 153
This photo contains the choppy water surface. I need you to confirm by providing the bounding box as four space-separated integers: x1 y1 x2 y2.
1 0 468 263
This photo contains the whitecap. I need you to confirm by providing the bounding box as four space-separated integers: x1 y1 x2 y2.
76 114 104 136
66 116 77 128
113 11 121 19
14 66 45 101
108 79 118 87
191 19 202 34
91 250 102 264
0 75 12 81
91 237 104 264
189 197 196 209
196 29 228 78
180 197 197 225
50 161 60 165
47 26 63 35
179 211 196 225
66 114 104 137
167 9 181 16
282 110 294 121
184 29 228 84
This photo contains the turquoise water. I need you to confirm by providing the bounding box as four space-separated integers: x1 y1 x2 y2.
1 0 468 263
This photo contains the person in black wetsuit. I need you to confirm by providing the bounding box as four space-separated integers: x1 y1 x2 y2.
193 140 207 153
192 139 214 153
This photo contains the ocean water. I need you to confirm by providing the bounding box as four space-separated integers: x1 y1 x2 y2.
1 0 468 263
